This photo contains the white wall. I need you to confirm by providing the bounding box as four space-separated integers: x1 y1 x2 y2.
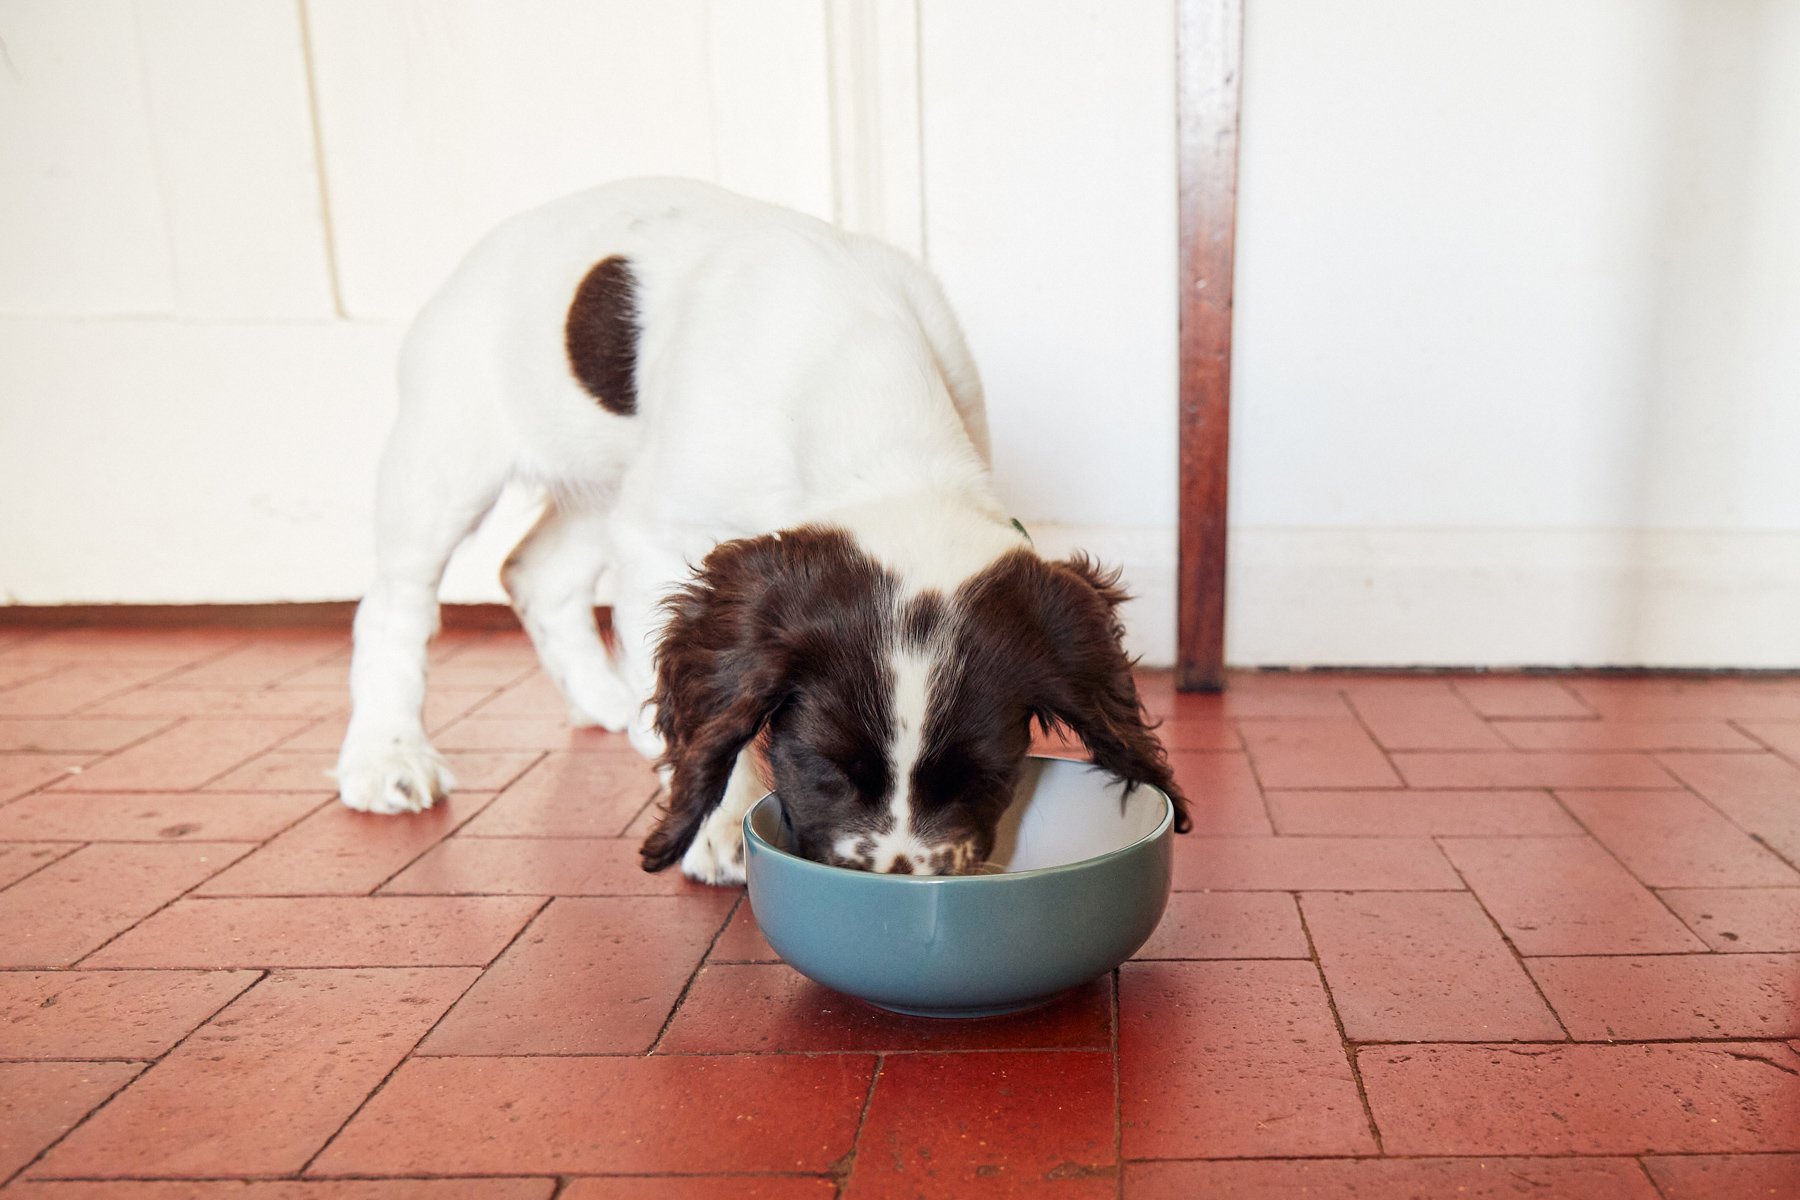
2 0 1796 667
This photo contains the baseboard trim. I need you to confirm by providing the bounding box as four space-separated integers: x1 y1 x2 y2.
0 602 518 631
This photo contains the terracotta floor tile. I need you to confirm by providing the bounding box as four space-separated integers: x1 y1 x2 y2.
6 1183 557 1200
1660 888 1800 952
204 748 540 793
1124 1157 1659 1200
562 1181 834 1200
1359 1041 1800 1154
1238 719 1400 789
273 650 524 693
310 1054 874 1176
1659 753 1800 864
457 751 661 838
434 716 631 752
468 673 569 718
0 843 251 967
34 968 475 1178
1174 836 1460 891
1167 752 1270 834
278 689 492 749
1119 960 1374 1158
659 965 1111 1054
708 902 780 961
0 791 324 843
1345 682 1508 750
0 667 173 717
85 688 347 719
434 629 536 662
845 1051 1115 1198
1 628 247 665
1498 720 1759 751
382 836 709 897
1146 676 1352 720
1556 789 1800 887
0 719 173 753
0 753 93 800
1133 891 1309 959
1267 788 1581 837
1393 751 1677 789
0 969 261 1059
1641 1153 1800 1200
84 895 541 968
0 843 77 889
1740 720 1800 761
193 793 492 896
0 658 59 690
422 895 733 1054
1569 678 1800 721
1439 837 1704 955
1302 891 1563 1041
155 637 346 689
1529 954 1800 1040
0 1061 142 1180
1452 677 1591 718
52 719 311 792
1155 715 1240 751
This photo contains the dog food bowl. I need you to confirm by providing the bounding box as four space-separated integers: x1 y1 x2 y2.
743 755 1175 1018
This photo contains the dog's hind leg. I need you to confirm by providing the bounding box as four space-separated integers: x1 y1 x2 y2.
502 502 636 730
336 406 507 814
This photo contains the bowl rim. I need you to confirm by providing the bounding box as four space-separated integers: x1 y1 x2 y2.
742 755 1175 886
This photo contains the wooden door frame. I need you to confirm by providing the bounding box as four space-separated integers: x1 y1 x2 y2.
1176 0 1243 692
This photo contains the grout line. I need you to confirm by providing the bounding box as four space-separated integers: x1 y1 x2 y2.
364 787 519 897
833 1050 886 1192
1652 753 1800 878
297 900 553 1178
1291 896 1384 1154
0 842 83 894
1 967 267 1187
1436 846 1574 1042
66 839 264 967
645 889 747 1054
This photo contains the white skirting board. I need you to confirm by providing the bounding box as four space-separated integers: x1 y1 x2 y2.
1030 525 1800 671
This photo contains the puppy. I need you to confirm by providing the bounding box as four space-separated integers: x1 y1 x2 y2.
335 178 1190 883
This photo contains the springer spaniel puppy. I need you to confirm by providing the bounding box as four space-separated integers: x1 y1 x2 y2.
335 178 1190 883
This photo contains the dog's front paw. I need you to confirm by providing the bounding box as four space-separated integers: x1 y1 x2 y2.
680 818 747 886
335 735 456 814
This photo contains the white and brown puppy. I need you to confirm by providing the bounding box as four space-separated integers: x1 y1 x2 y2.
335 178 1189 884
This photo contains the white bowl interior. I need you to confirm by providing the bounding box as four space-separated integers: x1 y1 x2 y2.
986 757 1168 872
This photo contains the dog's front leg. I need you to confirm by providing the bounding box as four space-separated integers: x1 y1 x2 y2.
680 747 766 886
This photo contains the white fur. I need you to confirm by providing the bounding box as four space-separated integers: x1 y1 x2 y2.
336 179 1027 880
864 648 938 873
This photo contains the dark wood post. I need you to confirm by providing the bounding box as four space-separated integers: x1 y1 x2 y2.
1176 0 1243 692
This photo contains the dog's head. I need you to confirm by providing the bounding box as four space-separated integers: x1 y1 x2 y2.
637 525 1190 876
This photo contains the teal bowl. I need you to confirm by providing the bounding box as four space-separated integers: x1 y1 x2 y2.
742 755 1175 1018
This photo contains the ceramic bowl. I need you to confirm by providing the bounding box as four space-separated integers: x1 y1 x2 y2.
742 755 1174 1017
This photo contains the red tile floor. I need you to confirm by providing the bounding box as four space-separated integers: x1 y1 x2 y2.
1 622 1798 1198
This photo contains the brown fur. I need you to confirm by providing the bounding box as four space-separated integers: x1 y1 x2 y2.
565 256 641 416
638 531 1191 874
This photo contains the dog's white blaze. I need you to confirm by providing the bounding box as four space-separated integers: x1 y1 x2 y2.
865 646 938 872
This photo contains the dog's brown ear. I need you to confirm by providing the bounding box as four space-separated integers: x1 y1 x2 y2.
639 535 795 872
1032 555 1191 833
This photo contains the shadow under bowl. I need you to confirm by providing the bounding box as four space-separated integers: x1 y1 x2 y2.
742 755 1174 1018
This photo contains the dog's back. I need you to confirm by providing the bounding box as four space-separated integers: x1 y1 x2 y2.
398 179 992 523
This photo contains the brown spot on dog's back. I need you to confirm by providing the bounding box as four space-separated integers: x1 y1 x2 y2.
566 256 640 416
